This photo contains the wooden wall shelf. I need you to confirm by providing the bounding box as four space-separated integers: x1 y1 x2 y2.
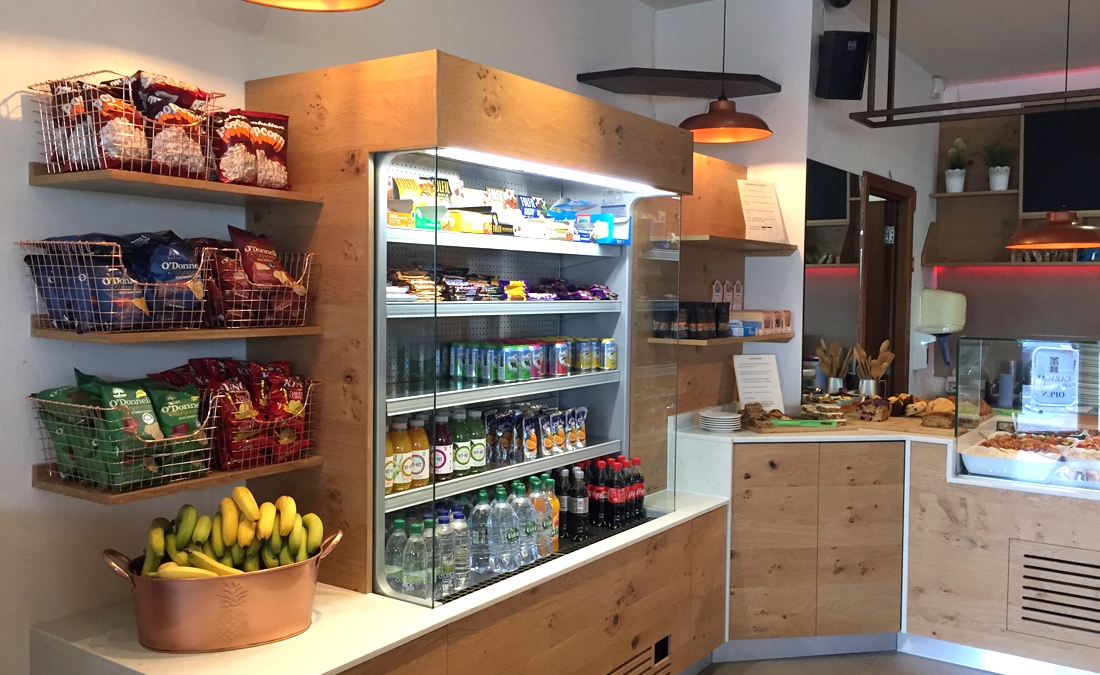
576 67 781 99
648 332 795 347
930 190 1018 199
806 264 859 269
31 456 324 506
28 162 322 207
30 316 323 343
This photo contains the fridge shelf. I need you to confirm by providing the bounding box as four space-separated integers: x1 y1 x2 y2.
386 300 622 319
385 370 622 416
383 437 621 512
386 227 622 258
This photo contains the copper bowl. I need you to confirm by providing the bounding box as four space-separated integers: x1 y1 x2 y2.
103 530 341 653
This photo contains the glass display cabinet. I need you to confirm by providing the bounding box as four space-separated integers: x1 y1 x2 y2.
953 336 1100 497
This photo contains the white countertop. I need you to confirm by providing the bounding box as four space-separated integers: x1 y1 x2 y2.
30 492 727 675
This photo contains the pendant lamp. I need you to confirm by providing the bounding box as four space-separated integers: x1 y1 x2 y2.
243 0 383 11
1006 211 1100 250
679 0 772 144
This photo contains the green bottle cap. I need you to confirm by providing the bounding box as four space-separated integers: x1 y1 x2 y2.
410 522 423 534
545 478 555 490
424 517 434 528
393 518 405 530
530 477 542 490
515 484 526 497
478 489 489 502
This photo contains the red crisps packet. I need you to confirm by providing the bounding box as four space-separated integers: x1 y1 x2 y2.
227 226 305 295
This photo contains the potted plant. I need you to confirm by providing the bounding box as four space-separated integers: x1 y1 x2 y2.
982 142 1013 191
945 138 966 193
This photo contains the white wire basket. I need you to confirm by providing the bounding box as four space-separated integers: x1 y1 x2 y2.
29 70 224 178
203 248 314 328
212 381 320 470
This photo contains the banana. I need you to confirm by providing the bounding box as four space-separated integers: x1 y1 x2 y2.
248 537 262 557
157 561 179 572
149 518 172 558
165 532 189 566
302 513 324 556
296 533 308 563
220 498 239 547
278 542 293 567
261 542 281 569
243 553 260 573
268 524 282 552
220 552 235 568
231 542 245 567
275 495 297 537
257 502 277 540
231 486 261 522
173 504 197 545
154 566 218 580
186 550 242 576
203 540 215 559
211 514 225 557
142 544 161 577
288 514 304 554
191 515 213 545
237 518 256 548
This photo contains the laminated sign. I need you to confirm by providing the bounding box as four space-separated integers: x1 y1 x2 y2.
1028 344 1079 411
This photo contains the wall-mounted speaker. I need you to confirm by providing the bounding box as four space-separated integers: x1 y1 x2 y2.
815 30 871 100
824 0 852 7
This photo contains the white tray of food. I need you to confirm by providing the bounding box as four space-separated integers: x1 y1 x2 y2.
1051 464 1100 490
959 432 1074 484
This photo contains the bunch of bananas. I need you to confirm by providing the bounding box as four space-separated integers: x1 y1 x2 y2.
142 487 325 579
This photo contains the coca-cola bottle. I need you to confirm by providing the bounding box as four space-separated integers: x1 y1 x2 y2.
623 460 637 524
557 468 571 539
593 460 609 527
632 457 645 521
571 467 588 541
609 461 626 528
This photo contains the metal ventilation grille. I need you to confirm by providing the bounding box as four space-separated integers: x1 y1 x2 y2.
605 641 671 675
1008 539 1100 649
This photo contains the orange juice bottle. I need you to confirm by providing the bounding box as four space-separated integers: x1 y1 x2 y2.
384 432 395 495
390 421 412 493
408 418 432 488
545 477 561 552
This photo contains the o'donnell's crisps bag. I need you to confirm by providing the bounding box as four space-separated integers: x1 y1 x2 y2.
76 370 165 443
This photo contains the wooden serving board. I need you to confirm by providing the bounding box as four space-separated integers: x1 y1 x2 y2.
748 423 852 434
843 414 955 437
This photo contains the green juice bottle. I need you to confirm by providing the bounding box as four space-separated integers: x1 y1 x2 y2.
451 410 472 478
467 410 487 474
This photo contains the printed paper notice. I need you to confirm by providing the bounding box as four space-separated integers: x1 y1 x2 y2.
737 180 788 243
733 354 784 410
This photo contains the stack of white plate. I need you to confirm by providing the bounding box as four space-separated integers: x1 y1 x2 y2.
699 408 742 433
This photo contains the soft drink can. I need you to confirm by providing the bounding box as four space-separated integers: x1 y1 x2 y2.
568 338 580 370
530 342 545 379
481 345 498 382
502 346 521 382
518 344 533 381
550 341 570 376
465 344 480 381
450 343 465 379
577 340 593 372
600 338 617 370
436 343 449 381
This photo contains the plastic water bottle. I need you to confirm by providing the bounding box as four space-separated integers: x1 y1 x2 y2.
511 483 539 566
434 516 455 599
451 510 470 591
487 485 520 573
402 522 430 599
384 518 408 590
469 489 492 574
423 517 435 586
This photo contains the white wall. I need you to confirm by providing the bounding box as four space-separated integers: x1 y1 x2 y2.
653 0 815 410
807 4 940 397
0 2 658 673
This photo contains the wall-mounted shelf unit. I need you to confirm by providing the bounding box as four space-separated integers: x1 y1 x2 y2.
930 189 1018 199
30 317 323 343
387 227 620 258
648 333 795 347
576 67 780 99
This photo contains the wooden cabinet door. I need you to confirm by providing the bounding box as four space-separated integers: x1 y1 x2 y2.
816 441 904 636
729 443 820 639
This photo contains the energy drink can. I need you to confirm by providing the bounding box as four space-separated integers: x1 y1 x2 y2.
577 339 593 372
481 345 498 382
502 346 521 382
550 341 570 376
465 344 480 381
436 343 449 381
451 343 465 380
600 338 618 370
530 342 545 379
517 344 533 381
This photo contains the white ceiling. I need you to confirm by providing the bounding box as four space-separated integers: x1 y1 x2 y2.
845 0 1100 83
635 0 710 10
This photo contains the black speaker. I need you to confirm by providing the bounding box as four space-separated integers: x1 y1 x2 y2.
815 30 871 100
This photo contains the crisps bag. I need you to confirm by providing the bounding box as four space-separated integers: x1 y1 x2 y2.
148 385 204 439
76 370 166 443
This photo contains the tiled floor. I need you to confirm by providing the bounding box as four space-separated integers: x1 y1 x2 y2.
703 652 994 675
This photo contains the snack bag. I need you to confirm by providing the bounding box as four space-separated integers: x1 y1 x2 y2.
23 255 96 331
575 407 588 449
126 230 203 325
148 385 203 439
550 412 567 455
213 110 256 185
266 372 306 429
227 226 306 294
207 250 255 326
496 414 514 464
522 415 539 462
246 111 289 190
76 370 165 442
133 71 211 114
270 426 311 463
565 409 577 452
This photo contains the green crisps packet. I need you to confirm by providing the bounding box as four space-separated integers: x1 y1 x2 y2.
75 369 166 442
148 385 206 441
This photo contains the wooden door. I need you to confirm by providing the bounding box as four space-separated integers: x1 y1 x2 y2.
816 441 904 635
729 443 820 639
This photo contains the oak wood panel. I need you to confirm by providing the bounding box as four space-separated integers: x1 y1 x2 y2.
436 53 694 195
446 522 694 675
936 117 1021 193
907 441 1100 672
681 153 748 238
730 443 820 639
339 628 448 675
688 506 730 666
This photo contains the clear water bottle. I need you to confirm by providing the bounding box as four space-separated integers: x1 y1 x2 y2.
384 518 408 591
451 511 470 592
511 484 539 566
434 516 455 599
469 490 491 575
422 516 435 587
487 485 520 573
401 522 430 599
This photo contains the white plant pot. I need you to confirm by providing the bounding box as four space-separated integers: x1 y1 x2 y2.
989 166 1010 191
945 169 966 193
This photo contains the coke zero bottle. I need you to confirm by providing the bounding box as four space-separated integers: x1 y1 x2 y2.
571 467 588 541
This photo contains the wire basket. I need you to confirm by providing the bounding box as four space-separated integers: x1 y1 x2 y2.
31 392 219 493
29 70 223 178
20 239 208 333
202 248 313 328
213 381 319 471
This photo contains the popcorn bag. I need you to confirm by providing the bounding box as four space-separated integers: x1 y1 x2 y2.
246 111 290 190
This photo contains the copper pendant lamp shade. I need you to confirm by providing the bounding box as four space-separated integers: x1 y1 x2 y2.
1006 211 1100 250
679 98 772 144
243 0 384 11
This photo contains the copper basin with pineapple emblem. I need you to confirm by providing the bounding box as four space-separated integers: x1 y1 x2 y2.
103 530 341 653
